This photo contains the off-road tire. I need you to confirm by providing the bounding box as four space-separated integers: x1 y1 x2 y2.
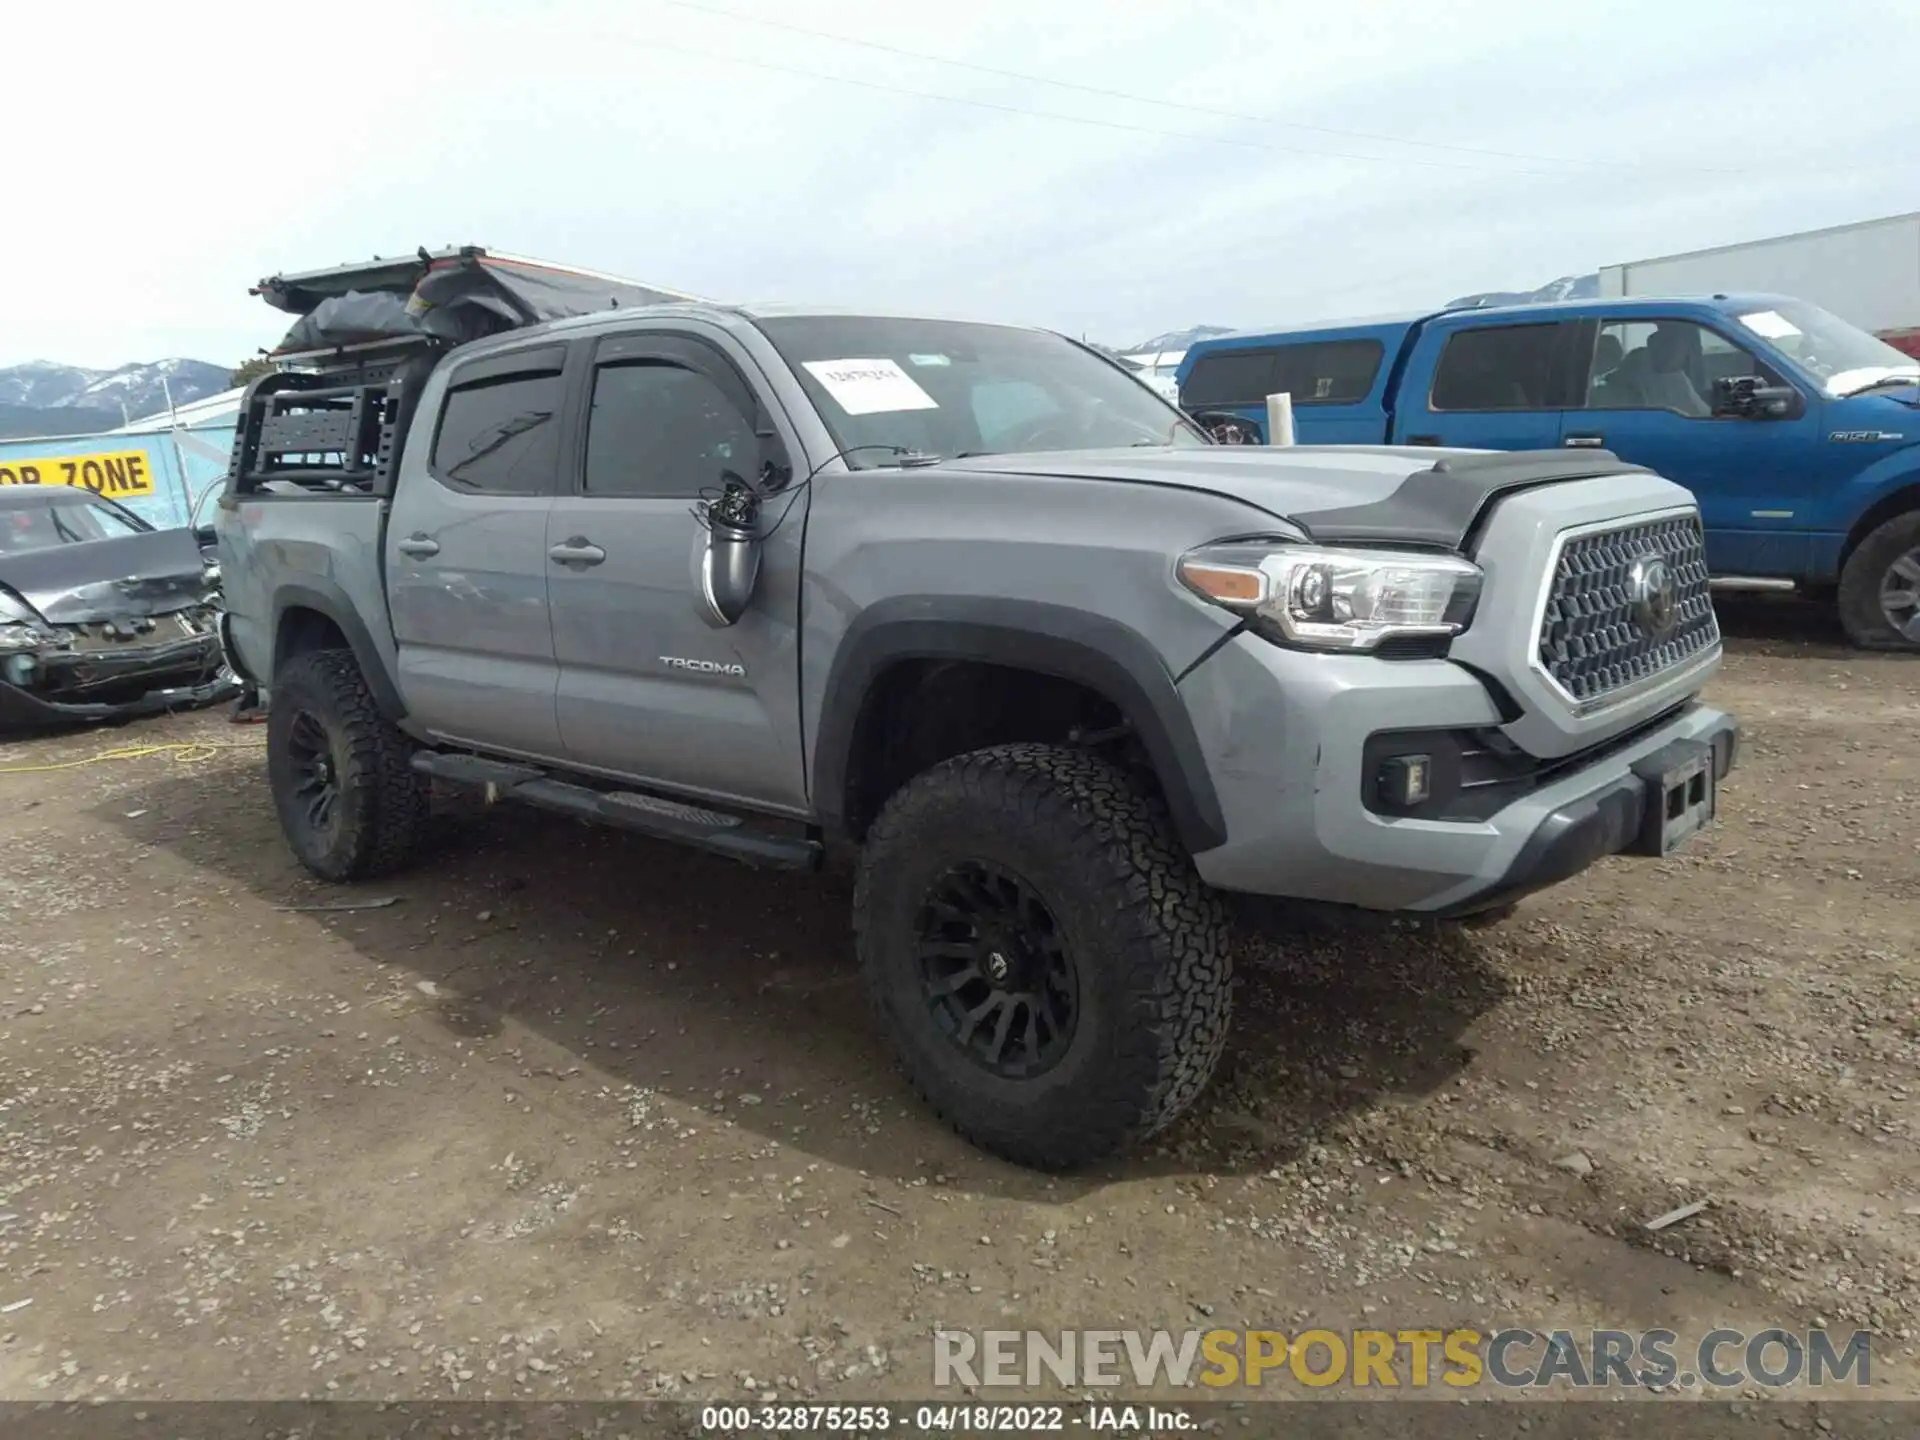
853 743 1232 1170
1837 510 1920 651
267 648 429 881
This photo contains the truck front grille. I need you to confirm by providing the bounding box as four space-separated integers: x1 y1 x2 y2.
1536 511 1717 707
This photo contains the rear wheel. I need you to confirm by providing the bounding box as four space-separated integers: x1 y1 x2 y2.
853 743 1232 1170
1837 511 1920 651
267 649 429 881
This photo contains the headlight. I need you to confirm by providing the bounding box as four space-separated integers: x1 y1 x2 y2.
0 591 61 653
0 623 54 653
1177 542 1482 651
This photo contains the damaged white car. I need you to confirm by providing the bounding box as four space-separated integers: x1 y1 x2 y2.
0 487 238 729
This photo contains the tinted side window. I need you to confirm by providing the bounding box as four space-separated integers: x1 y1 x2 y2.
431 371 563 494
1181 350 1276 408
1585 318 1782 416
585 362 759 499
1430 325 1561 411
1271 340 1385 405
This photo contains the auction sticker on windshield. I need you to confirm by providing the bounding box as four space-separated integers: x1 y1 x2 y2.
802 358 940 415
0 450 157 497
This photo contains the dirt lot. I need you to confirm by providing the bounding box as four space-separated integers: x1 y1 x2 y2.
0 595 1914 1413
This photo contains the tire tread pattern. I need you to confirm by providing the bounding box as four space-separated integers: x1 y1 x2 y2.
269 649 429 881
853 742 1231 1169
1837 510 1920 652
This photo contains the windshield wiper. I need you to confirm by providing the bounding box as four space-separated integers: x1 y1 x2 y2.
1840 373 1920 397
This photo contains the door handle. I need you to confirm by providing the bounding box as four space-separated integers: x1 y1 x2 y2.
548 537 607 567
396 534 440 558
1563 433 1606 448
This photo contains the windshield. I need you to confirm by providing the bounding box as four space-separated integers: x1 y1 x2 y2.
0 495 149 555
1732 300 1920 396
757 316 1208 467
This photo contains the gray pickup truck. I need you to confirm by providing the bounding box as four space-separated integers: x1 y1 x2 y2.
216 252 1738 1168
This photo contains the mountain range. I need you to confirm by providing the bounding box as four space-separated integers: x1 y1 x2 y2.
1123 325 1233 355
0 359 232 440
1444 272 1600 310
1119 275 1601 354
3 275 1594 441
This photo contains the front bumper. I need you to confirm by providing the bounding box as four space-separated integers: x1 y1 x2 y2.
1425 719 1736 917
1179 631 1739 914
0 634 240 729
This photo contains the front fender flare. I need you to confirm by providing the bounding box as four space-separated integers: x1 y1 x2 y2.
813 596 1228 856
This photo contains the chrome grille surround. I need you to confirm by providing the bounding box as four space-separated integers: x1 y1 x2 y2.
1532 506 1719 715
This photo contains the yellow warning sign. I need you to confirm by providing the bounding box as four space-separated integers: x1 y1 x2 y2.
0 450 157 498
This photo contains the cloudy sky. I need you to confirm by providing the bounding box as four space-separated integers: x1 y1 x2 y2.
6 0 1917 369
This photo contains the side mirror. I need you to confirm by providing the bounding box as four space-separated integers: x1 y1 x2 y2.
1188 409 1266 445
1715 375 1799 420
695 474 763 628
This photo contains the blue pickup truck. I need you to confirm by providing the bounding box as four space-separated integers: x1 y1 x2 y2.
1176 294 1920 650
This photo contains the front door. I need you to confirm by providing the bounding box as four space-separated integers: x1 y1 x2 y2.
386 343 567 758
1404 320 1572 451
1560 317 1823 577
546 328 811 814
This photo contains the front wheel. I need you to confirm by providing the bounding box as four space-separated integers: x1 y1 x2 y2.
853 743 1233 1170
1837 511 1920 651
266 649 429 881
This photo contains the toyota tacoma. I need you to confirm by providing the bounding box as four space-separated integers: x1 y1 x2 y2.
214 249 1738 1169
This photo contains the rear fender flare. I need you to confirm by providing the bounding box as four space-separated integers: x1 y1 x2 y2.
271 580 406 721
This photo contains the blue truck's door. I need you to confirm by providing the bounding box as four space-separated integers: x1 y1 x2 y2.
1395 319 1574 451
1558 314 1825 577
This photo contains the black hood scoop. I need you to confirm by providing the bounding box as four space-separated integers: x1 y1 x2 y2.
1285 448 1653 550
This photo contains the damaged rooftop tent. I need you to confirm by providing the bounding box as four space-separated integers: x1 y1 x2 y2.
229 246 702 495
256 245 701 361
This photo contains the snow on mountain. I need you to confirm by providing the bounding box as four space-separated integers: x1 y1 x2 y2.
0 361 102 410
1445 273 1600 309
0 358 231 437
1127 325 1234 354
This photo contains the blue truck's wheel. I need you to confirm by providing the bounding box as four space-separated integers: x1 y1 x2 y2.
1838 511 1920 652
853 742 1233 1170
266 649 431 881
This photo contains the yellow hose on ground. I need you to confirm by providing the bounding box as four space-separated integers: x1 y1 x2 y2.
0 739 266 775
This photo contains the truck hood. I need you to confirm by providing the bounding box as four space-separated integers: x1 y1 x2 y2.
942 445 1646 549
0 527 215 626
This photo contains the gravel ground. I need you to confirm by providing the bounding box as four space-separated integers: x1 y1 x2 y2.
0 595 1914 1410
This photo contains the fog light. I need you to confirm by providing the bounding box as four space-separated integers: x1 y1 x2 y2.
1378 754 1432 808
4 653 36 686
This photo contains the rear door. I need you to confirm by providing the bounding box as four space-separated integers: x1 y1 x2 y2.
385 342 568 758
546 324 811 813
1399 319 1577 450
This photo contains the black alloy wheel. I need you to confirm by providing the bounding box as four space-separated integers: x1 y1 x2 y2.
915 860 1079 1080
284 707 344 849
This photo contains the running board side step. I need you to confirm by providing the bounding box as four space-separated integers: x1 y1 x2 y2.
409 752 822 870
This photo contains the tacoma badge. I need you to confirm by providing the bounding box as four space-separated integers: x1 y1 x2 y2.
659 655 747 678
